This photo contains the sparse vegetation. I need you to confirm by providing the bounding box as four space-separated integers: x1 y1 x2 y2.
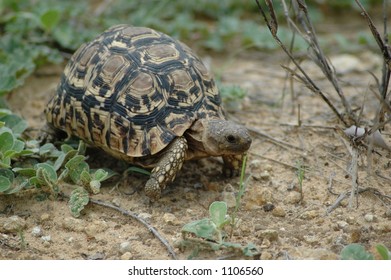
0 0 390 262
180 156 257 258
0 110 115 216
341 243 391 260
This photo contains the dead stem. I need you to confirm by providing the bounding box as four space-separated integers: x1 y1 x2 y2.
256 0 352 126
248 126 305 151
347 147 359 208
327 187 391 214
89 198 177 260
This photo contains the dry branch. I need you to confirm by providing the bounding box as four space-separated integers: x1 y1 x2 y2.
255 0 352 126
89 198 177 260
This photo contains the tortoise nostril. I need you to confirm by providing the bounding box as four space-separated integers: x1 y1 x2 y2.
226 135 236 143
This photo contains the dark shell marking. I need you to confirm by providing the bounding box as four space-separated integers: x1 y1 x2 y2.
45 24 224 159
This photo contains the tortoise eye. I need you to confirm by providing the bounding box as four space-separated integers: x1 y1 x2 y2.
226 135 236 143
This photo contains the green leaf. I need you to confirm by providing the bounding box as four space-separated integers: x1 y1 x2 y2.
76 141 87 155
40 10 60 31
66 157 89 184
80 169 92 186
53 152 66 171
61 144 75 154
0 157 11 168
182 218 217 240
13 167 36 177
69 187 89 218
12 139 25 153
376 244 390 260
39 143 59 156
89 180 101 194
35 163 57 184
0 114 27 135
0 175 11 192
125 166 151 176
241 243 259 257
209 201 228 229
93 168 117 182
340 244 374 260
0 168 14 181
93 169 108 181
0 130 14 153
65 155 86 171
0 169 14 192
4 178 29 195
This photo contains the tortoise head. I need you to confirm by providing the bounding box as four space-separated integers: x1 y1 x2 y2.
195 119 252 156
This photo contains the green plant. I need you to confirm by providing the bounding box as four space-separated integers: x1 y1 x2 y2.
1 0 380 97
230 155 249 233
0 110 116 217
340 243 391 260
295 160 305 201
181 201 257 257
181 155 256 257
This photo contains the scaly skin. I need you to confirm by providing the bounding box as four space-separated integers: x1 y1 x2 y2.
144 136 188 200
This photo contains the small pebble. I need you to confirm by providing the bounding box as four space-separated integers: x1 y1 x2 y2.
41 235 51 242
303 235 319 245
112 198 121 207
285 192 302 204
31 226 43 237
256 229 278 242
300 248 338 260
138 212 152 221
385 209 391 218
364 214 374 222
272 206 286 217
260 238 271 248
40 213 50 222
163 213 179 225
120 252 133 260
346 216 356 224
260 251 273 260
224 183 235 192
263 164 273 172
221 191 236 208
259 171 271 180
85 220 108 237
67 237 75 243
119 241 132 254
299 210 319 220
249 159 262 169
263 203 275 212
337 221 349 230
193 182 203 189
245 187 274 210
0 216 27 233
62 217 85 232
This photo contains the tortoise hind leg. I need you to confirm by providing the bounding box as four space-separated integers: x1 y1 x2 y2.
38 123 68 144
145 136 188 200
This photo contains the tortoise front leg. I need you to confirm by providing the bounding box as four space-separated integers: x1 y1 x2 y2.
145 136 188 200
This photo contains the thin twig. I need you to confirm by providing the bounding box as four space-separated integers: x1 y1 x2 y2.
259 0 353 125
89 198 177 260
347 147 359 208
355 0 391 125
327 187 391 214
248 126 305 151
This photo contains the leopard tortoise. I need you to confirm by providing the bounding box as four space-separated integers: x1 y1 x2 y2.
45 24 252 199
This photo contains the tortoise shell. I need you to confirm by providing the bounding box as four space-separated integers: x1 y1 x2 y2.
45 24 225 159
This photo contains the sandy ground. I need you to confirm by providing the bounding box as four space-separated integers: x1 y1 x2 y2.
0 47 390 260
